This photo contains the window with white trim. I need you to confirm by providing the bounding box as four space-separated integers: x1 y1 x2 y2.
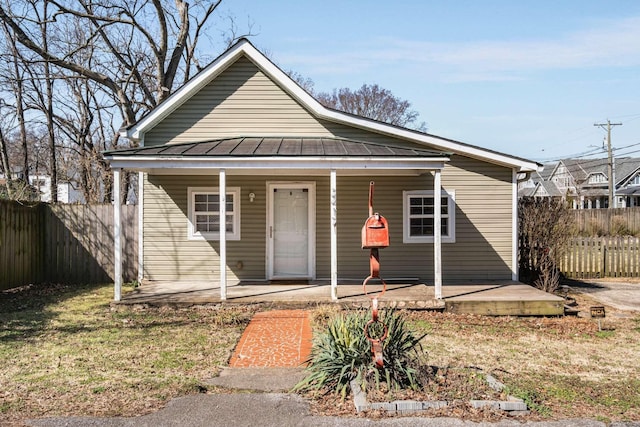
188 187 241 240
588 173 607 185
403 190 455 243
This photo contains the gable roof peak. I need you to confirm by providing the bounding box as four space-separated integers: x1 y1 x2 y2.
120 37 538 173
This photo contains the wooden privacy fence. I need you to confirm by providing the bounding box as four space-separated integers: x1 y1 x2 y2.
0 200 137 290
559 236 640 279
571 207 640 235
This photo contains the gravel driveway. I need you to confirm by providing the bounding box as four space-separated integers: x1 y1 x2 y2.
570 280 640 312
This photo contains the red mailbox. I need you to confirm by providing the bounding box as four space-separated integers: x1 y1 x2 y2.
362 213 389 249
362 181 389 249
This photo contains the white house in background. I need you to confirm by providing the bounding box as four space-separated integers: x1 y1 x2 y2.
29 175 84 203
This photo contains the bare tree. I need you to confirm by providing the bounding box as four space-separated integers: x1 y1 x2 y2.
0 21 29 185
0 0 252 202
21 1 59 202
0 1 248 126
288 70 316 95
317 84 428 131
0 124 12 198
54 76 118 203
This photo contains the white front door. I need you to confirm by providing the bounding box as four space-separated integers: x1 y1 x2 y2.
267 182 315 279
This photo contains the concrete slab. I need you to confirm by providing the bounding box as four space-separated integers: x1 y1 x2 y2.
25 393 617 427
116 281 564 316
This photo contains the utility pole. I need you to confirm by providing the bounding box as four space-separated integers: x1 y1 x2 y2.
594 119 622 208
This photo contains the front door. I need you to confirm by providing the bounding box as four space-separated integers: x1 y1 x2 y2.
267 182 315 279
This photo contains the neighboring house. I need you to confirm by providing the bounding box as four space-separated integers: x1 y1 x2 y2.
612 160 640 208
517 170 561 198
520 158 640 208
29 175 85 204
105 38 539 301
0 172 84 203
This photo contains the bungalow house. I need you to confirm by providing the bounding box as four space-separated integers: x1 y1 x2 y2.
105 39 539 302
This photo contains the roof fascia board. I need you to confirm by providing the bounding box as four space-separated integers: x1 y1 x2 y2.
125 168 427 177
616 165 640 184
123 38 538 172
548 161 562 179
104 156 448 171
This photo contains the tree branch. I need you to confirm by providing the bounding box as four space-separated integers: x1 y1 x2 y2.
0 4 136 125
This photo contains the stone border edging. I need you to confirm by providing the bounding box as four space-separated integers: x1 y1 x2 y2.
350 372 529 416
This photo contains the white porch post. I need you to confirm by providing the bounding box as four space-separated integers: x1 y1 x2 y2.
113 168 122 302
219 169 227 300
434 169 442 299
137 172 144 283
330 169 338 301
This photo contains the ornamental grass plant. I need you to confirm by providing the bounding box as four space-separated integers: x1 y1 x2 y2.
295 308 428 399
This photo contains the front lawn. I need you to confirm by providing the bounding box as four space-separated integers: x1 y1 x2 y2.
0 283 256 423
1 283 639 424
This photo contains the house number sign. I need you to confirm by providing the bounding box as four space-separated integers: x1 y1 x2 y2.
590 306 606 318
590 306 606 332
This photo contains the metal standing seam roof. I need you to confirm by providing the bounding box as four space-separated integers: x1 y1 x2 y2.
104 137 450 158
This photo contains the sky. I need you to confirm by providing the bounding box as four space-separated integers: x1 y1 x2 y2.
214 0 640 163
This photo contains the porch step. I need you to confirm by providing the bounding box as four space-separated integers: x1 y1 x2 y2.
445 299 565 316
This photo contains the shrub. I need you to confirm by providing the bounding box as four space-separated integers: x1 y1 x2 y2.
294 308 427 399
610 215 632 236
585 218 605 237
518 197 576 292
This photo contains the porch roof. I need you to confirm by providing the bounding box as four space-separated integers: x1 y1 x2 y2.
103 136 451 175
617 186 640 196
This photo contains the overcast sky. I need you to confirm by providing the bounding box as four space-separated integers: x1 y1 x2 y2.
217 0 640 163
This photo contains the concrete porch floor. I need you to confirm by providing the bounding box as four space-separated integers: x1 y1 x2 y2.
117 280 565 316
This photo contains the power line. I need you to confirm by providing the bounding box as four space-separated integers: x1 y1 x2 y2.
534 146 604 162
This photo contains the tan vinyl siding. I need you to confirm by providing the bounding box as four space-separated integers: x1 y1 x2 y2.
142 155 513 283
328 160 513 283
441 156 513 282
145 56 333 146
143 174 267 281
144 56 425 149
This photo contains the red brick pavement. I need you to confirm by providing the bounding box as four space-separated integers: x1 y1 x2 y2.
229 309 312 368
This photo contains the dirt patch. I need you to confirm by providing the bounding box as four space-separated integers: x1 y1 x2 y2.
366 366 503 402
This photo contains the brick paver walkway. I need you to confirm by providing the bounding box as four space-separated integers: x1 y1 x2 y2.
229 309 312 368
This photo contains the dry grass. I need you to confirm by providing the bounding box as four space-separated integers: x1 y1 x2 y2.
1 283 639 424
406 291 640 422
0 283 257 424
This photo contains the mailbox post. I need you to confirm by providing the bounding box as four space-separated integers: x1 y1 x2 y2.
361 181 389 369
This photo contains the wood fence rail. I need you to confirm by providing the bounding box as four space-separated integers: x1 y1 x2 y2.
0 200 137 290
559 236 640 279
